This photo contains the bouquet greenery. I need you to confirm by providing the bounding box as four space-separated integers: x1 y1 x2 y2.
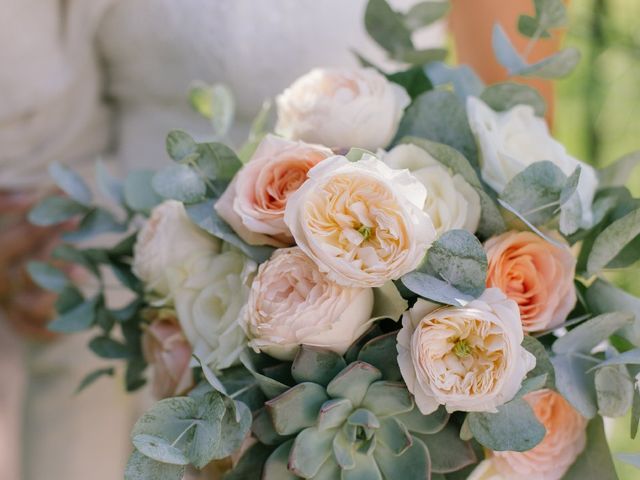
28 0 640 478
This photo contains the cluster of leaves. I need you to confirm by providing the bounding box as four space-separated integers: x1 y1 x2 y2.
27 161 155 392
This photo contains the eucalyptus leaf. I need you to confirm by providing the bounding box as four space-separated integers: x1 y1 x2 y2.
595 364 634 417
492 24 528 74
480 82 546 117
89 336 132 359
551 353 599 418
587 207 640 275
224 443 274 480
401 272 473 306
28 196 89 226
364 0 413 58
592 348 640 370
394 90 478 167
124 450 185 480
585 279 640 346
497 198 565 248
371 281 408 321
75 367 115 394
598 151 640 188
467 398 545 452
152 164 207 203
517 0 567 38
194 142 242 196
49 162 93 205
188 83 235 137
399 48 448 65
404 1 450 30
553 312 635 354
124 170 163 214
166 130 198 161
27 261 68 293
95 160 125 205
237 100 273 163
519 47 581 79
424 62 484 100
185 198 274 263
386 66 432 100
416 422 476 473
48 296 99 333
563 417 618 480
522 336 556 388
62 208 127 242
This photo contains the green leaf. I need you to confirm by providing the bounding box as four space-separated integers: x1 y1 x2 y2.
166 130 198 161
467 398 546 451
75 367 115 394
317 398 353 431
361 381 413 417
585 279 640 346
371 281 408 321
26 261 68 293
553 312 635 355
291 346 347 386
327 362 382 406
598 151 640 189
152 164 207 203
89 336 132 359
551 353 599 418
124 170 164 214
51 244 100 277
401 272 473 306
188 83 235 137
49 296 99 333
288 427 335 478
518 15 551 38
480 82 546 117
132 434 189 465
28 196 88 226
424 62 484 100
386 66 432 100
396 405 449 434
519 47 581 79
194 142 243 196
252 407 290 445
374 435 431 480
265 383 328 436
395 90 478 167
237 100 273 163
563 417 618 480
62 208 127 242
364 0 413 57
124 450 184 480
399 48 448 65
492 24 528 74
587 207 640 275
125 358 148 392
595 364 634 417
224 443 274 480
592 348 640 370
377 417 412 455
522 336 556 388
210 398 252 459
500 160 567 225
185 198 274 263
95 160 124 205
49 162 92 204
404 1 450 30
262 440 298 480
239 352 289 399
343 452 382 480
417 422 476 473
517 0 567 38
420 229 487 297
357 332 402 381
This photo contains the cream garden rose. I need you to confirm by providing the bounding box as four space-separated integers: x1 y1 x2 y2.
215 135 332 247
284 155 436 288
382 144 481 236
168 246 256 371
242 247 374 360
397 288 535 413
469 389 587 480
485 231 576 333
276 67 410 151
132 200 220 297
466 97 598 228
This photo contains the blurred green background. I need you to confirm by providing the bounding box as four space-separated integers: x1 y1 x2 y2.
556 1 640 478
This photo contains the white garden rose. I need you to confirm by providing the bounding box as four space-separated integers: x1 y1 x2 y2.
284 155 436 288
132 200 220 297
466 97 598 228
275 67 410 151
382 144 481 236
397 288 535 413
168 247 256 371
242 247 374 360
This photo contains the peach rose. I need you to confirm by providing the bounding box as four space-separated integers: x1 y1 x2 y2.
485 231 576 333
142 310 193 399
470 389 587 480
215 135 332 247
242 247 374 360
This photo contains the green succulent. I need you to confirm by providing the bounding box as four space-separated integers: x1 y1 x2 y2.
229 334 476 480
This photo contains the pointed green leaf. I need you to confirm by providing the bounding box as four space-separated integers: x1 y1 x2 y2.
396 405 449 434
480 82 546 117
266 383 328 436
357 332 402 381
551 353 599 418
152 164 206 203
75 367 115 394
327 362 382 406
361 382 413 417
49 162 92 204
252 407 290 445
553 312 635 354
343 452 382 480
377 417 412 455
364 0 413 57
262 440 298 480
49 296 99 333
404 1 450 30
318 398 354 431
333 429 356 469
96 160 125 205
292 346 347 386
124 450 184 480
27 261 69 293
417 423 476 473
587 207 640 275
374 435 431 480
289 427 335 478
28 196 89 226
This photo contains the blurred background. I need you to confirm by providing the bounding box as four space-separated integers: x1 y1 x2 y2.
556 1 640 478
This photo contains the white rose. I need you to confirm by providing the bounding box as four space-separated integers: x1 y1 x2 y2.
382 144 481 236
466 97 598 228
284 155 436 288
132 200 220 297
169 247 256 371
397 288 535 413
275 67 410 151
242 247 374 360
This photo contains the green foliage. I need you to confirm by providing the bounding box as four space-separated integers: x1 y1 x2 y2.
152 164 207 203
26 261 69 293
402 229 487 305
124 170 164 214
424 62 484 100
49 161 93 205
587 207 640 275
517 0 568 39
386 66 432 100
188 82 235 138
563 417 618 479
28 196 89 226
75 367 115 394
480 82 546 117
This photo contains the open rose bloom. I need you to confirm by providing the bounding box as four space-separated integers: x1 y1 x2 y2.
485 231 576 332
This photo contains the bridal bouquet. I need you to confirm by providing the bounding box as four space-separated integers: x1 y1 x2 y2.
28 0 640 479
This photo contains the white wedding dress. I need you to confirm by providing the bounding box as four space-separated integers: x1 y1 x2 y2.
0 1 442 479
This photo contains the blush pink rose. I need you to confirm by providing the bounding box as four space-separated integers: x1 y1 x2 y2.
489 389 587 480
485 231 576 333
142 311 193 399
215 135 332 247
